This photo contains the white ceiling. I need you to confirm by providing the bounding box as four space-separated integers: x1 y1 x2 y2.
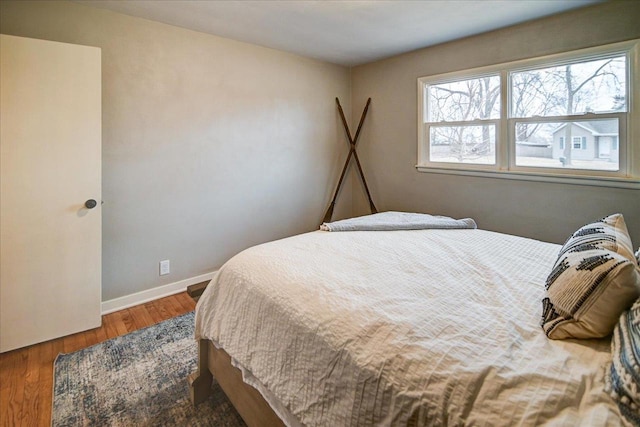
77 0 601 66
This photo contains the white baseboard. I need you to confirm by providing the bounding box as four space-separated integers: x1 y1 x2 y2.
101 271 216 315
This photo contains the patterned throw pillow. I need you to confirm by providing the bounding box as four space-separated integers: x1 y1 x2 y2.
605 298 640 426
556 213 636 264
542 214 640 340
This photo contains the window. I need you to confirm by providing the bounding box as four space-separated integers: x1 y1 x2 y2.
417 40 640 187
425 75 500 165
572 136 586 150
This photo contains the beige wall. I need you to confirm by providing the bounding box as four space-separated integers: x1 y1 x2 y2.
0 1 352 301
3 1 640 303
351 1 640 245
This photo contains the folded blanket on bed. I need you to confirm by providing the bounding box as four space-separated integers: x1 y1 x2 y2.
320 211 477 231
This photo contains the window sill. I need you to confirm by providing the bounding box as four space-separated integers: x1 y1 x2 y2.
414 165 640 189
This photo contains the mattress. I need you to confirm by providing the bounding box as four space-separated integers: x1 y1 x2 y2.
195 229 623 426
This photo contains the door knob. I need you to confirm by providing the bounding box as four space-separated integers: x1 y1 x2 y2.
84 199 97 209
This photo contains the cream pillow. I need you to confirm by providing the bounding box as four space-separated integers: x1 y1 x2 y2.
542 214 640 340
556 213 636 263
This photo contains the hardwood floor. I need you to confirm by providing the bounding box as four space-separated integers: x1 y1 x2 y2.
0 292 196 427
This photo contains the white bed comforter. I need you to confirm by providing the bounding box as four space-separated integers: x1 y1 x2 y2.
195 229 623 426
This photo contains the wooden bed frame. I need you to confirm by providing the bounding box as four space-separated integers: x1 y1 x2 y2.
189 339 286 427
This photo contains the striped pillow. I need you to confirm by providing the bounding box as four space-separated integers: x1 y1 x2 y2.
557 214 636 262
542 214 640 340
605 298 640 426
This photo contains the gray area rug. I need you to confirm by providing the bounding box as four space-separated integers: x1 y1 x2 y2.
53 312 246 426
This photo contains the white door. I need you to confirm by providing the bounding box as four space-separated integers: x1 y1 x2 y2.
0 35 102 352
599 139 611 158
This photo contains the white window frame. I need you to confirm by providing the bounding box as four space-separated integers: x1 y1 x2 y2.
416 39 640 189
572 136 586 150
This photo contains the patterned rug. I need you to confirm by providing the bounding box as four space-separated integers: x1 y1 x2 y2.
53 312 246 426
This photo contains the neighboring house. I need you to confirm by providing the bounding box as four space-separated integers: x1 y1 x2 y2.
552 121 619 161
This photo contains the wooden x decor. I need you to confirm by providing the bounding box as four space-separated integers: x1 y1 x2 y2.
322 97 377 224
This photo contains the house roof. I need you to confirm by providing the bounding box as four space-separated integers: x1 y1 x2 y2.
553 120 618 136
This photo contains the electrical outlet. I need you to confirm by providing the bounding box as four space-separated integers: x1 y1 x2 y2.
159 260 170 276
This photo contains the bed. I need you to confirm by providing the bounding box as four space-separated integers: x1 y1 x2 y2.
190 215 638 426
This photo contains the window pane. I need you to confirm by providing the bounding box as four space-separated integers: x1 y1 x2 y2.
430 125 496 164
511 55 626 118
427 75 500 122
514 119 619 171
